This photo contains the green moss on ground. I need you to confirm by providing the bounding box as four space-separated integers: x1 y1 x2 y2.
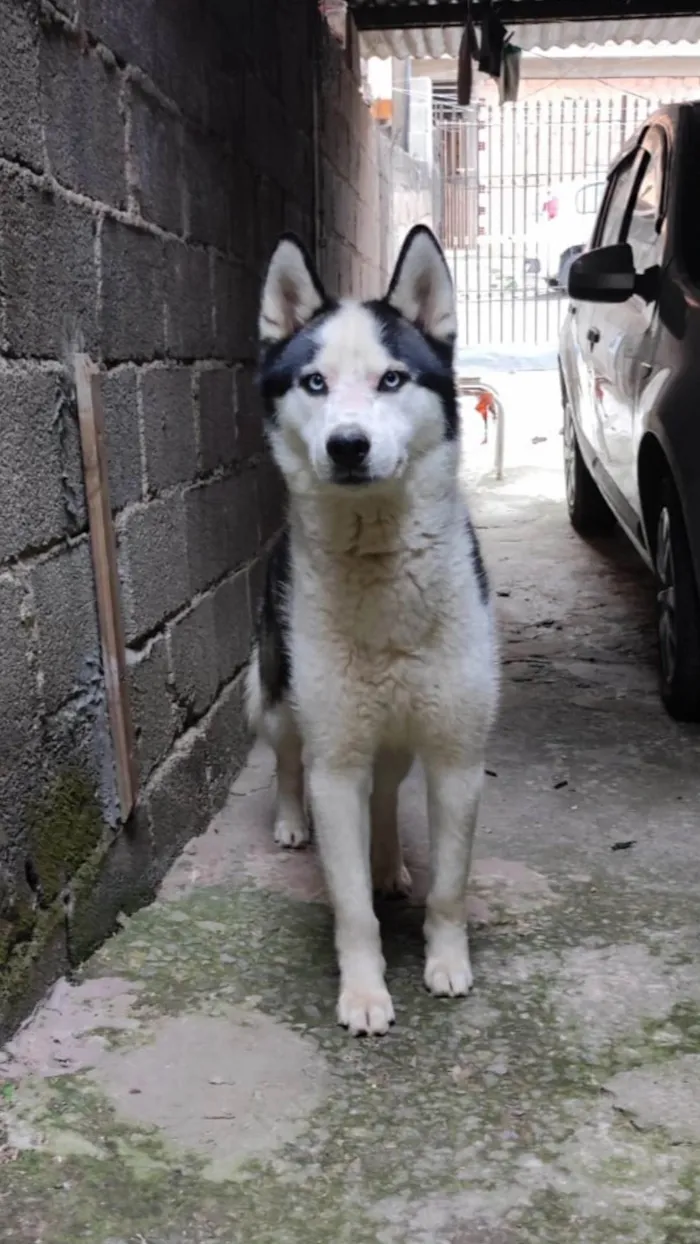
2 882 700 1243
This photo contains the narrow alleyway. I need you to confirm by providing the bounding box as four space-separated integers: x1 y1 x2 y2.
3 382 700 1243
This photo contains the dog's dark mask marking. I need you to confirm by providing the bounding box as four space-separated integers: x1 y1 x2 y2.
257 295 458 444
258 304 337 418
364 300 459 441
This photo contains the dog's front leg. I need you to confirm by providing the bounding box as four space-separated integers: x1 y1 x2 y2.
423 758 484 997
307 762 394 1036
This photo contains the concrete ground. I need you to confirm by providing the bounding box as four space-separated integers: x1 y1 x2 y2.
3 373 700 1244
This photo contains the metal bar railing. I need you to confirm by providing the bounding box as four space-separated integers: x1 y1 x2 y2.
458 376 505 481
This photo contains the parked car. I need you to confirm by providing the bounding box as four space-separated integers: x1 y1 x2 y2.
559 101 700 721
538 176 606 288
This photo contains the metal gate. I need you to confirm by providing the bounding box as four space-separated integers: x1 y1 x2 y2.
434 94 674 351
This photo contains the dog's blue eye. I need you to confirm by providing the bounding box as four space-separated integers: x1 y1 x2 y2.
378 370 407 392
301 372 327 396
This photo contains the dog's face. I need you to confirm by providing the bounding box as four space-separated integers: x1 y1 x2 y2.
258 226 458 492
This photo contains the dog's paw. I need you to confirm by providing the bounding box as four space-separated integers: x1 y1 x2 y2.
373 861 412 900
424 951 473 998
337 984 395 1036
273 812 310 849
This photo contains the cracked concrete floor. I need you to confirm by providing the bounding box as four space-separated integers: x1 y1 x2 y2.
3 375 700 1243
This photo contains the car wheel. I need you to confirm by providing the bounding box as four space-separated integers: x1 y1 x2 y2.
654 479 700 722
562 391 616 536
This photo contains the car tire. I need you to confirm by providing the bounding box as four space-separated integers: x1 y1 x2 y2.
654 478 700 722
562 391 616 537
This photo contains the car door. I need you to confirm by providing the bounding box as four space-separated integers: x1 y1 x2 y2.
571 150 644 457
589 128 667 512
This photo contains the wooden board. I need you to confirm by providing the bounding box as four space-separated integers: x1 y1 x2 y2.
74 353 138 821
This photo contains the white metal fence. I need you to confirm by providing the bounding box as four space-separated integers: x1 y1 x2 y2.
434 91 698 349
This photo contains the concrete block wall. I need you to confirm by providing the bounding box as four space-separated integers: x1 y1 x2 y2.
0 0 393 1036
316 25 392 299
389 144 435 268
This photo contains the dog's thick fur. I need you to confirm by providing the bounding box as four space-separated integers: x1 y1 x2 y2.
246 226 499 1036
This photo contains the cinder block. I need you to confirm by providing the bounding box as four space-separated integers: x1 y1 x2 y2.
277 9 310 130
211 256 254 361
101 218 165 362
0 575 40 767
213 569 253 684
185 471 259 595
127 635 175 780
169 568 251 720
282 199 313 252
286 129 313 201
246 551 266 630
40 674 118 832
0 369 84 563
229 157 257 265
82 0 158 81
203 674 251 811
206 68 245 142
247 4 279 96
168 595 219 722
255 175 285 263
102 367 142 511
118 492 190 641
40 25 126 208
165 241 214 360
146 732 210 872
128 82 183 234
0 741 47 899
182 132 231 252
0 170 97 357
67 808 156 965
234 365 266 461
150 4 207 125
0 776 38 967
0 0 42 170
198 367 236 474
86 0 205 124
255 455 286 545
243 74 268 170
140 366 196 493
30 540 100 716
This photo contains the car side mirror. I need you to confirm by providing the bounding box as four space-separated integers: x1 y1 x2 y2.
568 243 636 303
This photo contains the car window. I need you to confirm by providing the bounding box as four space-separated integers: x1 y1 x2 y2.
596 150 645 248
576 182 604 215
623 134 666 272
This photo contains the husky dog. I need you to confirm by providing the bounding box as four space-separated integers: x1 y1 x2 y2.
247 225 499 1036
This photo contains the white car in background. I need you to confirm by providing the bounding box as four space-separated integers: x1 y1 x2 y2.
537 176 606 289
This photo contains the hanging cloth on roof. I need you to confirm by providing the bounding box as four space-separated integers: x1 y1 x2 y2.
458 1 520 106
499 35 522 104
457 2 480 106
478 2 508 78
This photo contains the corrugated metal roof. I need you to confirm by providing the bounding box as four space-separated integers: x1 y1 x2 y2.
348 2 700 58
359 17 700 58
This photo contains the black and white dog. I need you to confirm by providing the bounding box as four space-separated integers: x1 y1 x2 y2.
246 226 499 1036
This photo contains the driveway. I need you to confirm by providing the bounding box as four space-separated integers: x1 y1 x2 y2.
2 376 700 1243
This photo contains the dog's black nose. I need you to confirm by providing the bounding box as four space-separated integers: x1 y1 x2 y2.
326 427 371 470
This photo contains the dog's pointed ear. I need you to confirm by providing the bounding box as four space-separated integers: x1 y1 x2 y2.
386 225 456 344
259 234 327 343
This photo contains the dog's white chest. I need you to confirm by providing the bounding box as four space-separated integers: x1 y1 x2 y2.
290 537 493 755
296 544 445 659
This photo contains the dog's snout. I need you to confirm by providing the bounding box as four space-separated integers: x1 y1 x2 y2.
326 426 371 470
